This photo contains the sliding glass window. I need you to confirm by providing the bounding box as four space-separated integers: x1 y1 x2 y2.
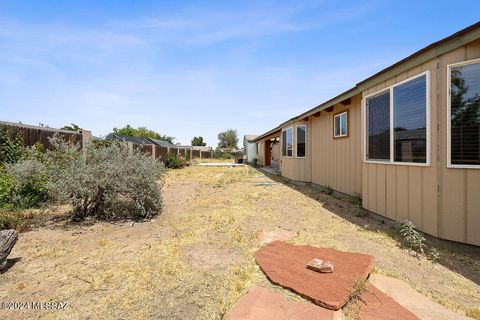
365 72 428 164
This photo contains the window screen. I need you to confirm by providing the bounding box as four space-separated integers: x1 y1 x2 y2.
366 92 390 160
450 62 480 165
282 131 287 156
296 125 306 157
394 75 427 163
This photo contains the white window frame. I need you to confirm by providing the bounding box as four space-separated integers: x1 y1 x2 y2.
362 70 430 167
282 127 293 158
333 111 348 138
447 58 480 169
295 124 307 158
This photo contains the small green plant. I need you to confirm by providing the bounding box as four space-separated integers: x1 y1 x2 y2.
349 193 362 206
394 220 426 254
427 247 441 263
355 204 368 217
320 185 332 195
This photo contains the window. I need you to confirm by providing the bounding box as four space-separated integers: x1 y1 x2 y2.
282 127 293 157
366 92 390 161
296 125 306 157
364 72 429 164
448 59 480 167
333 111 348 138
394 75 427 163
256 143 259 155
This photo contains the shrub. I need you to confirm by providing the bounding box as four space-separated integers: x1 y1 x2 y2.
48 140 165 220
165 153 184 169
0 170 14 210
214 151 233 160
0 125 24 165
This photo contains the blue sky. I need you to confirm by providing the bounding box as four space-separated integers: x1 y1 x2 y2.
0 1 479 146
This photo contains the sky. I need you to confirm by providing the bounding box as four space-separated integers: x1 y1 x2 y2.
0 1 479 147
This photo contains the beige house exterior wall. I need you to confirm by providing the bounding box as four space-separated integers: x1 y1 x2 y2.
255 35 480 246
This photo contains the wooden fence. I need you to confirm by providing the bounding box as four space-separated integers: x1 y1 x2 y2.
129 142 213 162
0 121 91 150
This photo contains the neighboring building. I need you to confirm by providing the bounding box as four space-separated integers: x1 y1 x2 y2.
253 22 480 246
105 133 150 145
243 134 258 164
192 146 212 152
147 138 176 148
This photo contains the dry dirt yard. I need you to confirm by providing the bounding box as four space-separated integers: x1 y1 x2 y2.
1 164 479 319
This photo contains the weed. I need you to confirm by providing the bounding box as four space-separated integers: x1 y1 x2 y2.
348 193 362 206
394 220 426 254
344 277 368 320
320 185 332 195
355 204 368 217
427 248 441 263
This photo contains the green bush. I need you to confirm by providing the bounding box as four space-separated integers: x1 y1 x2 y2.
0 125 24 165
165 153 184 169
214 151 233 159
0 170 14 210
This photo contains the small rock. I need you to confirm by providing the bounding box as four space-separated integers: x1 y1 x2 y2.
307 258 334 273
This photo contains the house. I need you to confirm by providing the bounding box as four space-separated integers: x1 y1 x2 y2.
243 135 258 164
105 133 151 145
253 22 480 246
147 138 176 148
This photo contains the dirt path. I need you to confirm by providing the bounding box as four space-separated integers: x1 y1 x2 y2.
1 165 479 319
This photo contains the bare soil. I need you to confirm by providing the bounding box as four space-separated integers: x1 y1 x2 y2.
1 165 479 319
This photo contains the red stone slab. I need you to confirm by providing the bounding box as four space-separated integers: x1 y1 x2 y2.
359 284 419 320
257 230 297 244
229 286 343 320
254 241 374 310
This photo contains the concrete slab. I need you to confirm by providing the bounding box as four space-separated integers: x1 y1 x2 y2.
196 163 243 167
254 241 374 310
257 230 297 244
359 283 419 320
229 286 343 320
369 274 472 320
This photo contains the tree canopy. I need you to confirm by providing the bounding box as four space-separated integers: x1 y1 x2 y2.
191 136 207 146
217 129 238 149
113 125 174 144
61 123 82 131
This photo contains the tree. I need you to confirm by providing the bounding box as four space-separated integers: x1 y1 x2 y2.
217 129 238 149
112 125 175 144
191 136 206 146
61 123 82 131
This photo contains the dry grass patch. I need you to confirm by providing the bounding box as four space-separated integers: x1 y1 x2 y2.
0 165 478 319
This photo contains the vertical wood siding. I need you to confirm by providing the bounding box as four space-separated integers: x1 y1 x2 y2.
362 39 480 245
280 120 312 182
310 96 362 196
